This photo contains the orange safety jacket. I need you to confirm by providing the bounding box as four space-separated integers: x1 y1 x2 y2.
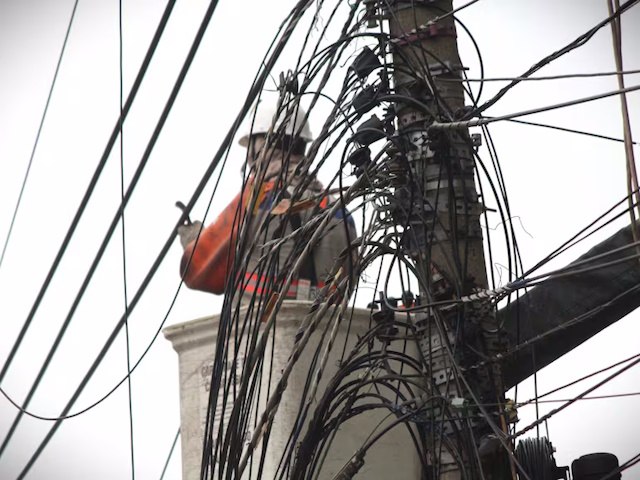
180 179 355 299
179 190 244 294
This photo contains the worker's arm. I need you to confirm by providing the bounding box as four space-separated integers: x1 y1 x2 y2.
179 192 244 294
178 179 276 294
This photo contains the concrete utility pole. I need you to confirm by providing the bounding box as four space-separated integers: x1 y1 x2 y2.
385 1 509 478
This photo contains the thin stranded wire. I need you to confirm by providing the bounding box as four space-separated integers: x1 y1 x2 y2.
512 355 640 439
14 0 226 475
0 0 80 274
0 0 178 410
503 117 638 145
119 2 136 478
159 428 180 480
607 0 640 247
515 351 640 407
447 68 640 82
430 83 640 130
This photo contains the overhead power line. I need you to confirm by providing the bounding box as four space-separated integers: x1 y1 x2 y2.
0 0 180 463
8 0 219 462
159 428 180 480
503 117 638 145
0 0 178 389
516 351 640 407
0 0 80 273
471 0 640 116
454 68 640 82
431 83 640 130
13 0 311 474
512 354 640 439
118 0 136 478
524 391 640 404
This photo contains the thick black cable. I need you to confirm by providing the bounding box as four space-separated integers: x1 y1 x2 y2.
197 6 318 476
13 0 317 475
0 0 80 274
0 0 180 462
202 13 367 477
0 0 177 388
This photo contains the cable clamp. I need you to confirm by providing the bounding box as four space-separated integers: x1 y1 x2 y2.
390 24 455 47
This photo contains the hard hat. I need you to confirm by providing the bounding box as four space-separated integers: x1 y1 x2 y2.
239 99 313 147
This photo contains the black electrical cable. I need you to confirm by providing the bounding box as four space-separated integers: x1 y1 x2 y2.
6 0 221 461
225 49 368 480
193 1 583 477
1 119 236 424
0 26 311 424
194 3 346 476
224 232 360 472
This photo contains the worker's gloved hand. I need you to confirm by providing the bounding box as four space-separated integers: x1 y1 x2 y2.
177 221 203 249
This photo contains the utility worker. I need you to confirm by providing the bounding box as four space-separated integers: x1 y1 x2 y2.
177 99 357 303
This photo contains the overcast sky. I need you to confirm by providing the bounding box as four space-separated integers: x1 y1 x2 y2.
1 0 639 478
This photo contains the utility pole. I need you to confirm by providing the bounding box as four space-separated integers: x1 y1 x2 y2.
384 1 509 478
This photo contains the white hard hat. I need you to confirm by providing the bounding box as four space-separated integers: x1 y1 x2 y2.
238 99 313 147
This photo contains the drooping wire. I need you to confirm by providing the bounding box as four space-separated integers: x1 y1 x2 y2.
12 0 229 475
0 0 178 405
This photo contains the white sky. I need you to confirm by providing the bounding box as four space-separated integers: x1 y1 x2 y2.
0 0 639 478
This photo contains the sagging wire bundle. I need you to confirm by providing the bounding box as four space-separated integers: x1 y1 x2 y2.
195 0 531 477
2 0 640 477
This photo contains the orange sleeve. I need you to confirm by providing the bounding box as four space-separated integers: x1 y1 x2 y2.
180 179 276 294
180 192 245 294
